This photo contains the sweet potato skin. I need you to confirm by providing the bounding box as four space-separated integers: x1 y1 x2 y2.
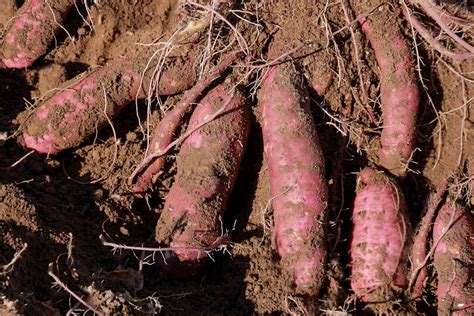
433 202 474 315
1 0 75 68
260 62 328 296
155 84 250 276
350 167 411 302
22 56 197 154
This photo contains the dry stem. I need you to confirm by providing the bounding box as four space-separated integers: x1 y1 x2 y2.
341 1 370 114
100 233 232 263
0 243 27 275
48 263 103 316
402 3 474 60
408 0 474 54
187 1 249 55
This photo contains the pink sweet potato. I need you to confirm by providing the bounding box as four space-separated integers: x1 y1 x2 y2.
130 52 240 193
22 55 197 154
260 61 328 296
0 0 75 68
433 201 473 315
409 179 449 299
355 2 420 178
350 167 412 302
469 160 474 203
155 84 250 276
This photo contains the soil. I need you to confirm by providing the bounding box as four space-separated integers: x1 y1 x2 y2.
0 0 472 315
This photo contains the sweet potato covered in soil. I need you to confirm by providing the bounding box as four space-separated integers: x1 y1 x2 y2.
22 54 197 154
433 200 473 315
155 83 250 276
409 180 449 299
0 0 75 68
351 0 420 178
130 52 240 193
350 167 412 305
260 59 328 296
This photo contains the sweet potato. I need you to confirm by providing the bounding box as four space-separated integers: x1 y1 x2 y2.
433 201 473 315
260 61 328 296
350 167 412 303
469 160 474 204
0 0 75 68
409 179 449 299
130 52 240 193
22 55 197 154
155 84 250 276
353 1 420 177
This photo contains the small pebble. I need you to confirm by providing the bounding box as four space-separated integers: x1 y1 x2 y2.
120 226 129 236
94 189 105 200
126 132 138 142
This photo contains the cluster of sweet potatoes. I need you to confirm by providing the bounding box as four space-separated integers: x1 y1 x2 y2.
1 0 472 314
348 2 472 314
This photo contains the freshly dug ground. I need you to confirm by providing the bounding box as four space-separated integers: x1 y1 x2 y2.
0 0 472 314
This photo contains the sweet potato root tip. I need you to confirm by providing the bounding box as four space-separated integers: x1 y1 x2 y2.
154 84 250 276
433 202 474 315
1 0 76 68
260 61 328 296
303 51 335 97
22 56 197 154
359 8 420 178
350 167 412 303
